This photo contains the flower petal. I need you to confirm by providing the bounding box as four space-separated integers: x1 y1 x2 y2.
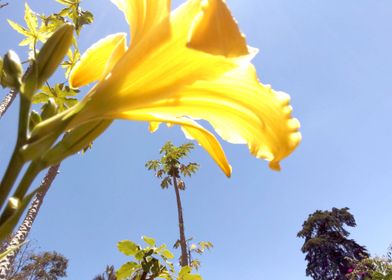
69 33 127 88
122 113 232 176
111 64 301 170
76 0 243 120
110 0 171 46
187 0 249 57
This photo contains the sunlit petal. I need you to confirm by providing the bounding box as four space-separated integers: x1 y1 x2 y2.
44 0 301 175
75 0 249 122
106 64 301 170
69 33 127 88
119 112 231 176
110 0 171 46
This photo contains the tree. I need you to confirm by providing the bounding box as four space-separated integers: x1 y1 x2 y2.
0 242 68 280
298 207 369 280
145 142 199 267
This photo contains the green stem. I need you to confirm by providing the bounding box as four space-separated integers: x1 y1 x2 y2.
0 95 31 210
0 160 43 226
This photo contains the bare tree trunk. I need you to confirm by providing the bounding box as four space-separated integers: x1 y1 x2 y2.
0 91 17 119
172 176 188 267
0 164 60 279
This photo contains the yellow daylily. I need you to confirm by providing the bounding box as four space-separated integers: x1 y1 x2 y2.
36 0 301 176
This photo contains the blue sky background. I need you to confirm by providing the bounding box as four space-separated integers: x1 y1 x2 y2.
1 0 392 279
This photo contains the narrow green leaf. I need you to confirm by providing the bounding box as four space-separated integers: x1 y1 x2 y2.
161 249 174 259
24 3 38 34
142 236 156 246
7 20 30 36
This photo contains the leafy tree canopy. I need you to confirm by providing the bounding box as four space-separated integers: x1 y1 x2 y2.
298 207 369 280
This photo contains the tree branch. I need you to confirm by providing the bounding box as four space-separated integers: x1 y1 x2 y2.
0 91 17 119
0 164 60 279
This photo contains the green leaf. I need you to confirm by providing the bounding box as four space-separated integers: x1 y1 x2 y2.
142 236 156 246
117 240 139 256
32 92 50 104
178 267 202 280
182 274 202 280
24 3 38 34
116 262 138 280
64 98 78 108
161 249 174 259
7 20 30 36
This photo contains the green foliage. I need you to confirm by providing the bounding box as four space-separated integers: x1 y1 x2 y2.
347 246 392 280
56 0 94 35
7 3 50 50
116 237 175 280
145 142 199 190
32 83 79 112
173 238 213 270
298 208 369 280
116 237 202 280
0 0 93 239
4 242 68 280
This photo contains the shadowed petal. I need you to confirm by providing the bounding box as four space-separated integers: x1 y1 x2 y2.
187 0 249 57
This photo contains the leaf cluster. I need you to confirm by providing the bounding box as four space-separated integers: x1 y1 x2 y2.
116 236 201 280
347 256 392 280
56 0 93 35
145 142 199 190
6 0 92 141
173 238 213 271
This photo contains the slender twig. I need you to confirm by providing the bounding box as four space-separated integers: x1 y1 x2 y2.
0 91 17 119
0 3 8 9
0 164 60 279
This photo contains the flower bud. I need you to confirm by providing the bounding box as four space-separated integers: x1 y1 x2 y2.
1 50 22 89
28 110 42 132
23 24 74 97
41 98 58 120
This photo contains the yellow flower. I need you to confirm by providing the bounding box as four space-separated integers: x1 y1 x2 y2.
47 0 301 176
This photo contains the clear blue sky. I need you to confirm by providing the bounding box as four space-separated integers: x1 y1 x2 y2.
1 0 392 279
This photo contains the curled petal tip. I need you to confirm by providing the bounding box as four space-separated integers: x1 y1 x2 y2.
149 122 161 133
269 161 281 171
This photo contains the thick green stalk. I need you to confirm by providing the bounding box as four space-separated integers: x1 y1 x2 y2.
0 95 31 210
